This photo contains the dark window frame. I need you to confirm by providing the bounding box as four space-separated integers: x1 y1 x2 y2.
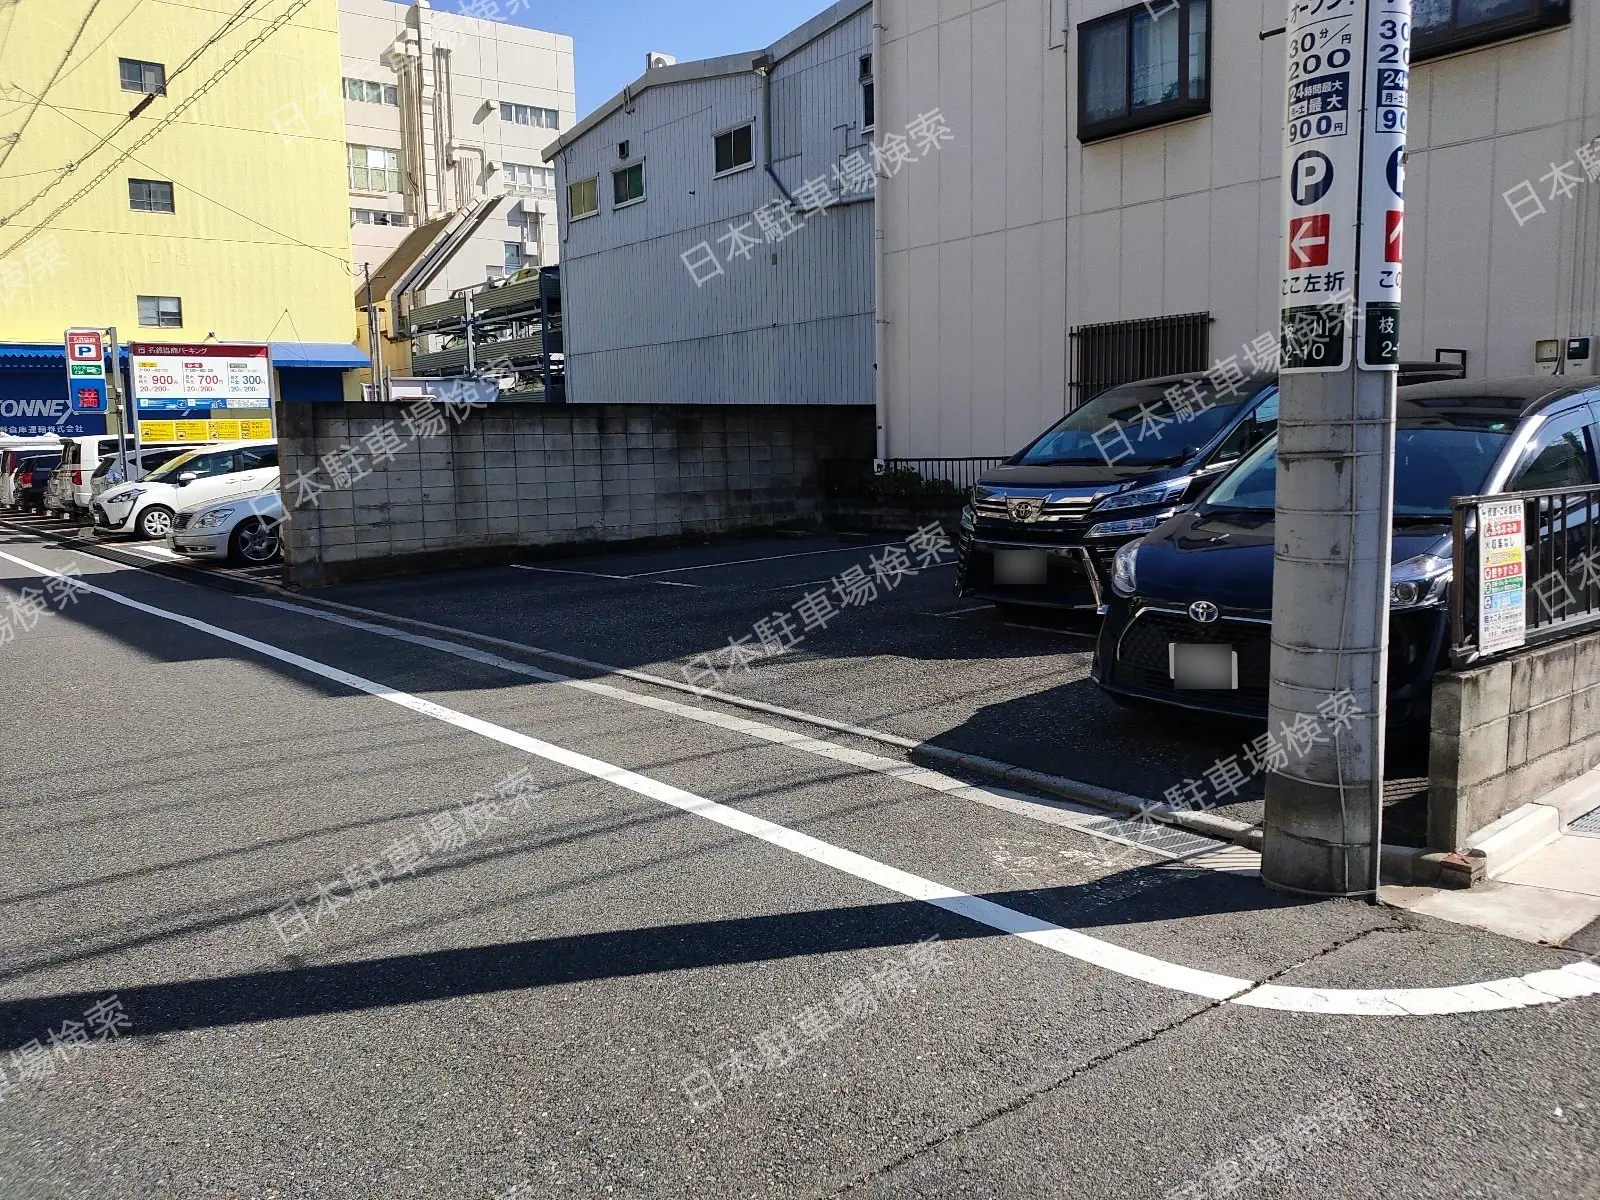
1413 0 1569 61
136 295 183 329
612 161 645 208
118 57 165 95
1077 0 1211 144
713 123 754 176
860 54 875 131
128 178 174 213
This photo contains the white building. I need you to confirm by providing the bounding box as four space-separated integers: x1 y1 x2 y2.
877 0 1599 459
542 0 877 409
338 0 575 301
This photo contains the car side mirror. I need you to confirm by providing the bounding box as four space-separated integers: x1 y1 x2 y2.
177 471 197 486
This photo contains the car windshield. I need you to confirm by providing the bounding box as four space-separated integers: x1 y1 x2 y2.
143 449 205 482
1205 422 1517 517
1014 380 1258 467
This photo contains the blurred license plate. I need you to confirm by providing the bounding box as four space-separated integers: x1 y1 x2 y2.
994 549 1047 585
1169 644 1238 690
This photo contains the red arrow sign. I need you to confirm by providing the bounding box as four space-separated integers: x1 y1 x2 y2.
1288 214 1330 270
1385 209 1402 263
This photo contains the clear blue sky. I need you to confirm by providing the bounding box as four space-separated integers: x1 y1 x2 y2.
427 0 834 117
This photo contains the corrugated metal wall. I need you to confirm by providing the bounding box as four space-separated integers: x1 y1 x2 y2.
552 6 875 407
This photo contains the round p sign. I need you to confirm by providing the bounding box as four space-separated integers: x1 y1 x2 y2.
1290 150 1335 207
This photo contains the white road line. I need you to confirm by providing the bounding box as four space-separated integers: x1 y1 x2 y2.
628 543 898 577
511 565 635 580
8 544 1596 1016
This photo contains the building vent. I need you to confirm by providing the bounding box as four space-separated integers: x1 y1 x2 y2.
646 52 676 70
618 140 630 160
1069 312 1212 408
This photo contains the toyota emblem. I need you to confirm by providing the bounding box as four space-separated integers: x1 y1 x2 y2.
1188 600 1220 624
1006 497 1045 522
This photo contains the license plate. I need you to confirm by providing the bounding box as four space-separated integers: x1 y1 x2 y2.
993 548 1048 585
1169 643 1238 690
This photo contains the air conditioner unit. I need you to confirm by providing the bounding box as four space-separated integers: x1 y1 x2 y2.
646 52 676 70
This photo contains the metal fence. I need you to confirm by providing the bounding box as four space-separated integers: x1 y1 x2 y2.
1068 311 1212 409
884 457 1008 490
1450 483 1600 665
821 457 1007 503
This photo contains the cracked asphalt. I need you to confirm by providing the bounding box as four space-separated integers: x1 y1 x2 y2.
0 528 1595 1199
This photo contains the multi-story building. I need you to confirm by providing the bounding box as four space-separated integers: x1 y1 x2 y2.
0 0 364 431
876 0 1600 458
338 0 575 301
542 0 877 412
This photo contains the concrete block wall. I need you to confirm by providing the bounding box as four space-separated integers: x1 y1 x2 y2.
277 402 873 587
1429 633 1600 849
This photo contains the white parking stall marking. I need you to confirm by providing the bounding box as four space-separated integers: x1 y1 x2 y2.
4 545 1597 1016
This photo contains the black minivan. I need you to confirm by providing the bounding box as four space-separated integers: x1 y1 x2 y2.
955 371 1281 613
1093 377 1600 727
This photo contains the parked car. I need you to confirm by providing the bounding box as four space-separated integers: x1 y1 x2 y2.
1093 377 1600 728
90 444 193 499
169 478 283 565
94 442 278 540
0 447 61 511
13 458 59 514
955 371 1281 614
43 434 147 518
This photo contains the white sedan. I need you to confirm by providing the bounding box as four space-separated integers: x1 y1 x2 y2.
168 481 284 564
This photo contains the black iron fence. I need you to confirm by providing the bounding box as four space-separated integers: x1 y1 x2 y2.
1069 311 1212 409
1450 483 1600 665
821 457 1007 504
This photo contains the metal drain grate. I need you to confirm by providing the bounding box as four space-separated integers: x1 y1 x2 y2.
1571 804 1600 837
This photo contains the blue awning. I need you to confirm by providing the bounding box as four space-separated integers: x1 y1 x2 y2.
0 342 367 370
269 342 368 369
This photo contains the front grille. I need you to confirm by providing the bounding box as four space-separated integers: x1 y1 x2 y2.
961 545 1099 607
173 512 194 531
1113 609 1272 711
976 492 1104 525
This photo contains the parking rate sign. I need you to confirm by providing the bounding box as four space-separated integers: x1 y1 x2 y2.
1357 0 1410 371
64 327 107 413
1280 0 1408 373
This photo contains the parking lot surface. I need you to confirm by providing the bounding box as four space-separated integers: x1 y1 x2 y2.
0 524 1595 1198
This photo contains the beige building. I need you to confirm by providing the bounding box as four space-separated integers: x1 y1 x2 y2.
338 0 575 301
876 0 1599 459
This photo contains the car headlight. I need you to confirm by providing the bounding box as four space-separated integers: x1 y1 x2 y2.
1093 476 1194 513
107 488 144 505
1111 540 1139 597
1390 552 1451 608
1089 510 1176 539
195 507 235 529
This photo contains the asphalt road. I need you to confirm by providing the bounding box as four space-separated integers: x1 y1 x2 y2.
0 527 1595 1199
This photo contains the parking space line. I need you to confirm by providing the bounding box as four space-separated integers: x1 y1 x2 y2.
511 565 635 580
629 543 898 578
5 543 1596 1017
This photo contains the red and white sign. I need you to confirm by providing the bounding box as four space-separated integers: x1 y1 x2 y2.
1288 214 1331 270
1384 209 1403 263
129 343 272 411
66 329 103 362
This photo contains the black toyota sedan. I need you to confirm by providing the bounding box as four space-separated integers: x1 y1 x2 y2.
955 371 1282 614
1093 377 1600 727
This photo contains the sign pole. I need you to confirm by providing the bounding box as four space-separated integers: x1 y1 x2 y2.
1262 0 1410 900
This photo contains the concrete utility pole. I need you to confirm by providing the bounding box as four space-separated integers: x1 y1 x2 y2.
1263 0 1410 899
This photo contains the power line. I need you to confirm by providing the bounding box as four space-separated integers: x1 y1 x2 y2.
0 0 107 174
53 0 154 86
18 84 353 275
0 0 316 257
0 0 272 229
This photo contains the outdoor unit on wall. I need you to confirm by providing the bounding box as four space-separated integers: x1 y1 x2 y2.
646 52 676 70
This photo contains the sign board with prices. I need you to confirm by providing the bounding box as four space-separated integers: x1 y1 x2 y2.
128 343 273 451
1356 1 1409 371
1478 499 1527 656
64 328 107 413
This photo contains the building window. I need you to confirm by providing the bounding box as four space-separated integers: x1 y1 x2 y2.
118 57 165 95
568 175 599 219
713 124 753 175
1413 0 1569 61
343 78 398 105
347 144 402 193
504 242 524 275
350 208 410 226
1069 311 1211 407
500 102 560 129
612 162 645 207
136 296 183 328
1078 0 1209 143
128 178 174 213
860 54 875 131
503 162 556 194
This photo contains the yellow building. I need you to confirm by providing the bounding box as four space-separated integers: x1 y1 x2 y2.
0 0 364 434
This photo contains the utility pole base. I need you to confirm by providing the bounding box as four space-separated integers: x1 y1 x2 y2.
1262 774 1380 899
